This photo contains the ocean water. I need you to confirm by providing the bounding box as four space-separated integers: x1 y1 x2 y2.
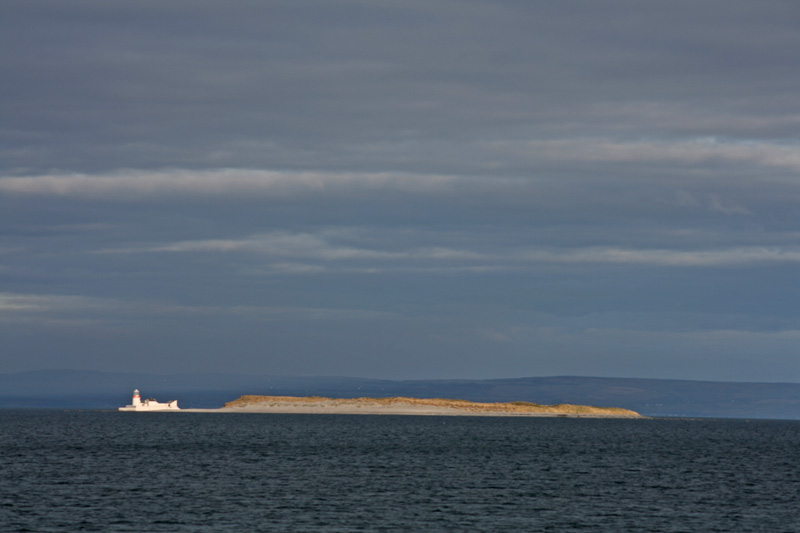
1 411 799 532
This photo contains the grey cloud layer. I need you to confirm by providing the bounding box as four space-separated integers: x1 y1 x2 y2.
2 1 800 380
3 1 800 173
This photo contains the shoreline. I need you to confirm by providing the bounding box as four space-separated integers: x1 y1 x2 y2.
179 407 640 418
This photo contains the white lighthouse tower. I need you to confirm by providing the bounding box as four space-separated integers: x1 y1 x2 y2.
131 389 142 408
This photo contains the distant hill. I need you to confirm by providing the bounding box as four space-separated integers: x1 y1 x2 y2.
1 370 799 419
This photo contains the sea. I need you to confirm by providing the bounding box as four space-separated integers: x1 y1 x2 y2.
1 411 799 532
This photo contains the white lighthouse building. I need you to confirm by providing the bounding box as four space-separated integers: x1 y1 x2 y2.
119 389 180 411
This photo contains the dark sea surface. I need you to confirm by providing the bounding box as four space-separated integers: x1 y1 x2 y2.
1 411 799 532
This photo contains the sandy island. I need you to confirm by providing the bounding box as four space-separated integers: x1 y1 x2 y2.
182 395 642 418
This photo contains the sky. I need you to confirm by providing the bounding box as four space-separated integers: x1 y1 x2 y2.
2 1 800 381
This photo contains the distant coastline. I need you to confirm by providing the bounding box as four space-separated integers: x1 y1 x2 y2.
181 395 643 417
17 370 800 418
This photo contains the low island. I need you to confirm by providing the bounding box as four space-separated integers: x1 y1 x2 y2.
188 395 643 418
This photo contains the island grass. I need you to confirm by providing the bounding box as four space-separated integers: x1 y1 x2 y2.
223 395 641 417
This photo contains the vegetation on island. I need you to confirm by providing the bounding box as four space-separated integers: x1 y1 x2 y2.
223 395 641 417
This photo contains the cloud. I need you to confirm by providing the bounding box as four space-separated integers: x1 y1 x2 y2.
516 247 800 267
0 169 464 198
96 231 489 265
673 191 749 215
3 135 798 202
0 293 110 314
488 137 800 173
93 229 800 269
0 292 393 327
707 194 750 215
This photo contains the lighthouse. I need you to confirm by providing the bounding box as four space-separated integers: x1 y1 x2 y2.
119 388 180 411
